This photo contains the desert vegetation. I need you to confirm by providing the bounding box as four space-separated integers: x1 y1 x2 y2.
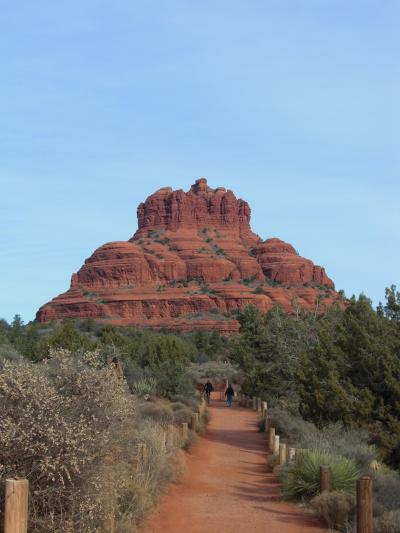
233 286 400 469
244 286 400 532
0 324 221 531
1 285 399 530
256 402 400 532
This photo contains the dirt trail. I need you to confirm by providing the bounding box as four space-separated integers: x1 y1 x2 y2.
144 401 327 533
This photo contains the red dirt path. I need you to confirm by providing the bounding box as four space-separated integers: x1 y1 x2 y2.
143 401 328 533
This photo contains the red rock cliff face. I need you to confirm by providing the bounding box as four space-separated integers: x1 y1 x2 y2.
36 179 339 332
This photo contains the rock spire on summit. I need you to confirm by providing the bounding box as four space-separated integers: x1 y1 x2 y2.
36 178 340 332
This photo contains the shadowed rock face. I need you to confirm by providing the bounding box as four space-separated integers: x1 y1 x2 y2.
36 178 339 332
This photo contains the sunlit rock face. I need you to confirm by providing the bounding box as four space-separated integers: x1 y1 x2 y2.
37 178 338 333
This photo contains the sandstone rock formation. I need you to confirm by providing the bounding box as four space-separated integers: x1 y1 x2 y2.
36 178 340 332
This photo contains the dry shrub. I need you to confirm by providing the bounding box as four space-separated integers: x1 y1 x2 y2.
373 469 400 511
267 407 317 443
136 401 174 426
310 491 356 532
117 418 187 531
184 429 199 451
0 349 189 532
170 402 193 424
198 409 209 433
0 349 135 531
170 394 200 410
374 510 400 533
267 454 279 471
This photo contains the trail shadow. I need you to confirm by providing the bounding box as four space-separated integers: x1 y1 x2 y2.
205 403 265 454
205 401 319 527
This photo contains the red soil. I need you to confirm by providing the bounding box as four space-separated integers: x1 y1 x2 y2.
143 401 328 533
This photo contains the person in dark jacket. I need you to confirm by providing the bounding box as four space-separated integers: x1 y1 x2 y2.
203 381 213 404
225 383 234 407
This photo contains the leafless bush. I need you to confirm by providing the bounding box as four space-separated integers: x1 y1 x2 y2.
0 349 189 532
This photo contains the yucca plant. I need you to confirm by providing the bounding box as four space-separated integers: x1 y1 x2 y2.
131 377 158 398
282 449 359 499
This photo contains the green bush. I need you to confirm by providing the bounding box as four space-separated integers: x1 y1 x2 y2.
281 450 359 499
310 491 356 532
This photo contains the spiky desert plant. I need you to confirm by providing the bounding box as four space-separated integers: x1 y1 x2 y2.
281 449 359 499
131 376 158 397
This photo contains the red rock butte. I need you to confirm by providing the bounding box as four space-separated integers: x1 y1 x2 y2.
36 178 340 333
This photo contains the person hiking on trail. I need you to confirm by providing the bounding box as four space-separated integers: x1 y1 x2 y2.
203 381 213 403
225 383 234 407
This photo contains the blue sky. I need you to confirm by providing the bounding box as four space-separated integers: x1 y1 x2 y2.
1 0 399 323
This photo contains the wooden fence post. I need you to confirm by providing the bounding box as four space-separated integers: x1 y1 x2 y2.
273 435 280 456
357 476 373 533
136 443 148 470
288 447 296 464
181 422 189 442
161 429 167 452
320 465 332 493
261 401 268 417
4 479 29 533
256 398 261 412
268 427 276 452
279 443 287 465
166 425 174 449
264 414 270 432
190 413 199 431
199 398 205 416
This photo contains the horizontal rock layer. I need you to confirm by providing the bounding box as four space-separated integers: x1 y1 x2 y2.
37 179 339 332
